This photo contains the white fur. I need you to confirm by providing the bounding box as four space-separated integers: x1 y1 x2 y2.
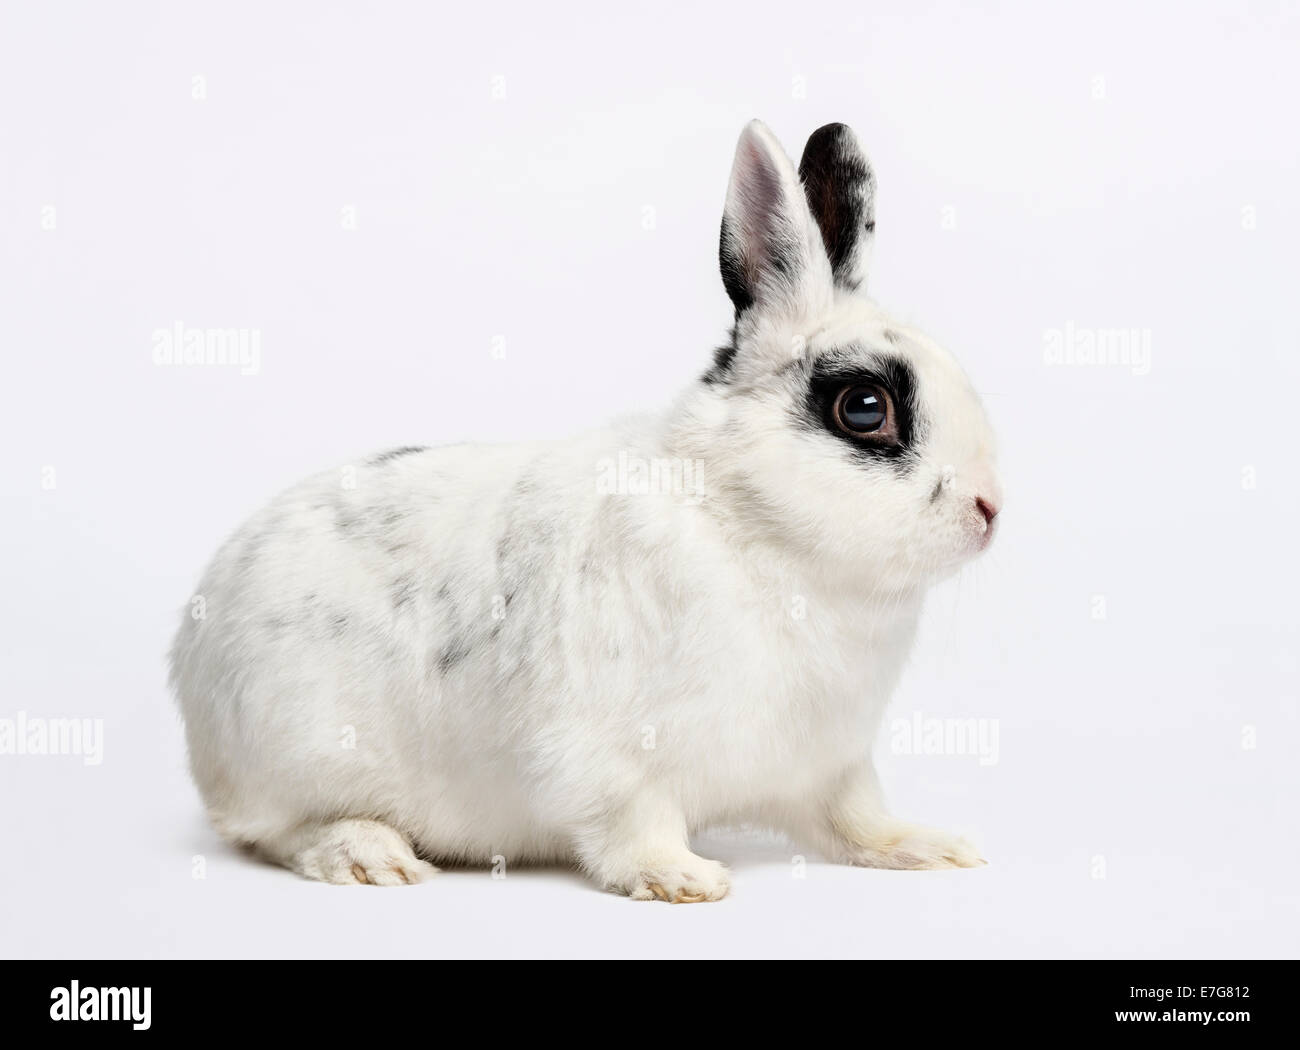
169 120 1001 901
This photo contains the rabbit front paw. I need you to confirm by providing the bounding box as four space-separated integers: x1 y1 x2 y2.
286 818 440 886
844 822 986 870
615 855 732 903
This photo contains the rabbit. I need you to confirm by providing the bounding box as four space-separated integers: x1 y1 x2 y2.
169 119 1002 902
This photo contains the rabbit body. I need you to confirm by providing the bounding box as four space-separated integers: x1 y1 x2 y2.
170 121 1001 900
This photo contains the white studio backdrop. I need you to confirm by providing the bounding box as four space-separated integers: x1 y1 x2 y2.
1 1 1296 957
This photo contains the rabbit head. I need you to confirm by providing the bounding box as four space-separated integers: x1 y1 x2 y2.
672 120 1002 594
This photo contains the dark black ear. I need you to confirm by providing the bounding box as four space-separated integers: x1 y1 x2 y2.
798 123 876 293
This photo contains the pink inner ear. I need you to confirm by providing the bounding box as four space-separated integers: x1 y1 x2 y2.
733 139 795 284
735 140 784 237
738 139 783 214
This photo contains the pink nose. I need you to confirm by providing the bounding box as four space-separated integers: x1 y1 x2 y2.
975 496 999 526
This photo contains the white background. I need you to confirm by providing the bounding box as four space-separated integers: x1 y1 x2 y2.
2 1 1297 958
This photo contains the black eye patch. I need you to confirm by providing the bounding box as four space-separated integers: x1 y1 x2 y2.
801 353 921 465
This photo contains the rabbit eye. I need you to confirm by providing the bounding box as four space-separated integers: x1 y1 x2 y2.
806 357 915 459
834 384 894 437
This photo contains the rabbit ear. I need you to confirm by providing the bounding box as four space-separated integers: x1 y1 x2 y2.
798 123 876 293
720 120 833 317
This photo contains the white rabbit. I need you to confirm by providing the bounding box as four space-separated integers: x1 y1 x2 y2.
169 120 1002 901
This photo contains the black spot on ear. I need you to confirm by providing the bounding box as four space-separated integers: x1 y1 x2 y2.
719 213 802 318
799 123 875 292
370 446 428 465
719 216 754 316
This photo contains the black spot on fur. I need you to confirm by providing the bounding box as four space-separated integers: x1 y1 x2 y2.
262 615 292 636
334 507 361 535
328 613 350 637
370 446 428 465
702 326 739 384
390 577 417 609
429 581 489 675
437 641 473 674
800 351 922 468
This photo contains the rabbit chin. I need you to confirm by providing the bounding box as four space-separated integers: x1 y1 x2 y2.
807 522 992 598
